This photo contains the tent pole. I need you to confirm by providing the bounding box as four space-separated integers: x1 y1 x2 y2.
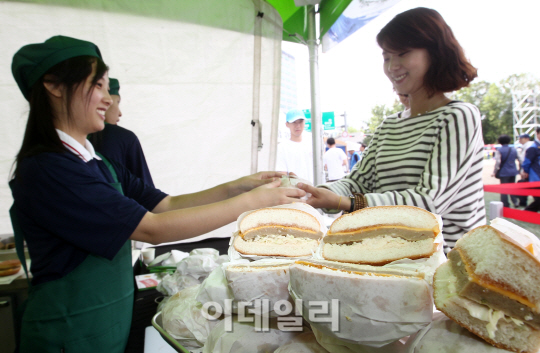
307 5 324 185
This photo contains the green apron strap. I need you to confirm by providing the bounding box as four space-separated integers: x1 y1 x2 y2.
96 152 123 193
96 152 118 182
9 205 30 286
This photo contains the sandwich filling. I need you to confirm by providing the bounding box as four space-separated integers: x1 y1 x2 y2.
436 260 530 340
245 234 319 245
325 225 437 244
449 249 540 329
241 226 322 240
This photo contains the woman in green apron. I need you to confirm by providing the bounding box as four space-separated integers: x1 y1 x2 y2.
9 36 305 353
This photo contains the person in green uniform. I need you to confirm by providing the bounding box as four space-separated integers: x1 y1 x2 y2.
9 35 305 353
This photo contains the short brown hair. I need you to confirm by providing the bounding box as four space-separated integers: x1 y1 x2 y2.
376 7 477 96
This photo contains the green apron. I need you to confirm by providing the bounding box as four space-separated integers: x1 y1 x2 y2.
9 153 134 353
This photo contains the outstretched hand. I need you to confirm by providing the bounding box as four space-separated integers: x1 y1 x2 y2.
246 179 307 208
228 171 287 197
296 183 341 210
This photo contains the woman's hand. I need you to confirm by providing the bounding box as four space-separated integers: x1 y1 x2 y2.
245 179 307 209
296 183 344 210
227 171 287 197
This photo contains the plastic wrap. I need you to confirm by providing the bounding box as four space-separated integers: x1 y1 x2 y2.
311 326 407 353
404 312 509 352
196 262 241 314
176 254 219 280
273 331 329 353
161 284 220 348
158 272 201 296
202 315 306 353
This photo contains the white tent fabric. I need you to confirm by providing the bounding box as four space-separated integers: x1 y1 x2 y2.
0 0 283 240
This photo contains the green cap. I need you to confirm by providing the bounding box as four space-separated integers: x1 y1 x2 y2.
109 78 120 96
12 35 102 100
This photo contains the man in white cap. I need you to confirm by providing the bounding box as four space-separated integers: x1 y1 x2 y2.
276 109 314 184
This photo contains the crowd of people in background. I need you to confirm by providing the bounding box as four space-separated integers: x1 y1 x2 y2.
494 127 540 212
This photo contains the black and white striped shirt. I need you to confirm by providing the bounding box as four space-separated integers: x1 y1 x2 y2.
324 101 486 252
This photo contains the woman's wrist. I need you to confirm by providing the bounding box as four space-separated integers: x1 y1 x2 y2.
336 195 351 211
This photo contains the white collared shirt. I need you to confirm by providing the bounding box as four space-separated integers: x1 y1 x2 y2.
56 129 101 162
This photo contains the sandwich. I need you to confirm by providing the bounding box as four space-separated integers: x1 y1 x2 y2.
289 259 433 346
323 205 440 265
233 207 323 257
225 260 293 315
0 259 21 277
433 222 540 353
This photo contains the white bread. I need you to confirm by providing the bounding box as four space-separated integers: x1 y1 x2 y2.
234 207 323 257
433 224 540 353
233 235 319 257
323 206 440 265
239 207 322 240
455 225 540 312
289 259 433 347
323 236 437 265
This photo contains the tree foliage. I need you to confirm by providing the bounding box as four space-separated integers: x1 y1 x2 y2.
452 80 512 144
363 99 404 145
452 74 540 144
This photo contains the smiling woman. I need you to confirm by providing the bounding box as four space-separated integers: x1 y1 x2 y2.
8 35 305 353
298 7 486 253
45 61 112 145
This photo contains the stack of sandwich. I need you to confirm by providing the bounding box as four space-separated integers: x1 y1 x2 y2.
162 201 540 353
434 218 540 353
289 205 443 348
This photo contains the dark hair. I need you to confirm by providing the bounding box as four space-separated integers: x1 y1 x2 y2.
537 126 540 134
498 134 511 145
13 56 108 178
376 7 477 96
361 143 367 148
327 137 336 145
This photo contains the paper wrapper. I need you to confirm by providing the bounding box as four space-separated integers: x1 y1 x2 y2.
225 259 294 316
190 248 220 259
280 176 312 201
157 250 227 296
311 326 406 353
404 312 509 352
202 315 305 353
228 203 328 262
490 218 540 260
289 260 433 347
158 272 200 296
161 284 220 348
176 254 219 280
196 261 245 314
274 331 330 353
313 213 446 285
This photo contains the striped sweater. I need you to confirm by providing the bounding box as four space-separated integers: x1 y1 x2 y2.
324 101 486 252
